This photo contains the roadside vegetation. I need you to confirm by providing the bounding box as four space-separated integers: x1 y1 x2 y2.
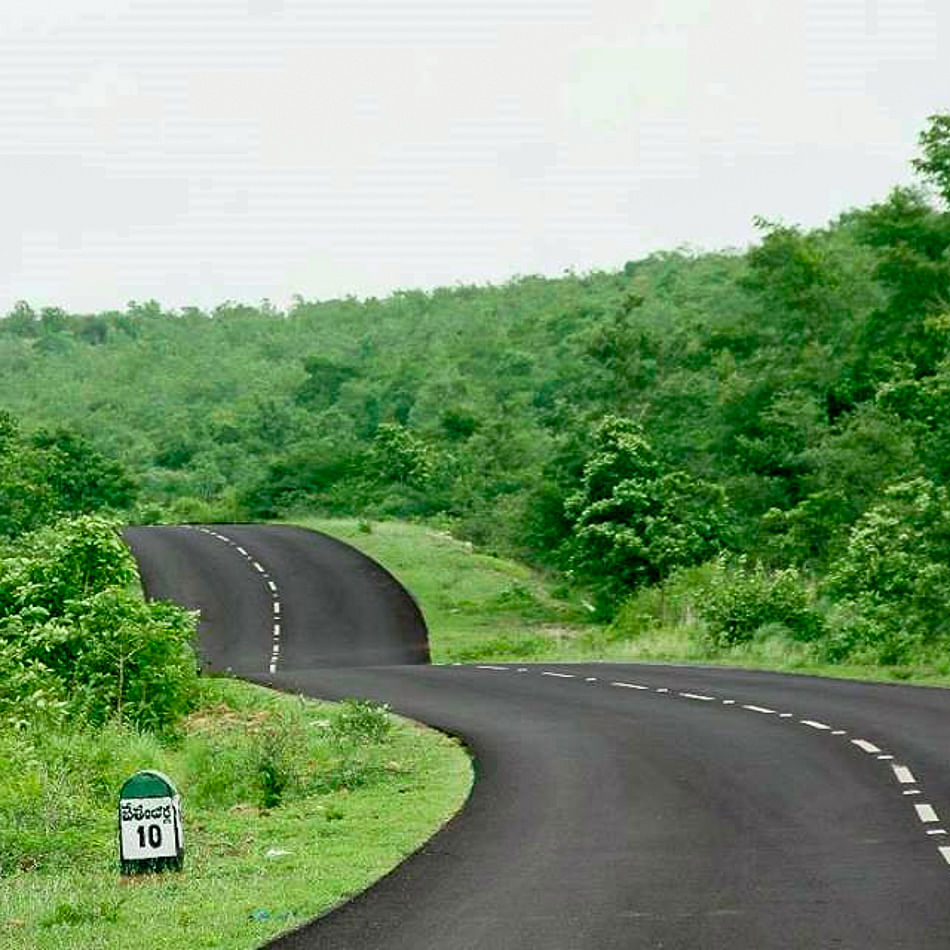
0 678 471 950
309 518 950 687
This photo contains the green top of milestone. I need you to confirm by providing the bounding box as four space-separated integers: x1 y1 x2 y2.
120 770 178 800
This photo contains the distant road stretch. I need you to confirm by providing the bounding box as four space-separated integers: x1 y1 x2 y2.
124 524 950 949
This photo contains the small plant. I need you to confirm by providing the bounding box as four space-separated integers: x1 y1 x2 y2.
330 699 391 745
254 714 304 808
488 583 552 621
39 897 124 928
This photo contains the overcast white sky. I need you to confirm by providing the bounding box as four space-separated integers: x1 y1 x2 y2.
0 0 947 312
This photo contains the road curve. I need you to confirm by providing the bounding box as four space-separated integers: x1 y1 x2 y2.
124 523 430 672
124 524 950 949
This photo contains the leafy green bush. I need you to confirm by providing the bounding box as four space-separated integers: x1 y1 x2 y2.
609 562 719 641
698 558 824 648
822 478 950 663
0 515 199 732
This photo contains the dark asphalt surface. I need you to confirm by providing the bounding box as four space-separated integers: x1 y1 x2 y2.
124 524 950 949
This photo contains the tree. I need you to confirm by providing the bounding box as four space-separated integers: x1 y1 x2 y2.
564 416 729 611
31 428 137 514
369 423 433 488
295 356 358 408
2 301 37 337
912 112 950 205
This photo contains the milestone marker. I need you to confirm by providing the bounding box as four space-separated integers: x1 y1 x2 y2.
118 770 184 875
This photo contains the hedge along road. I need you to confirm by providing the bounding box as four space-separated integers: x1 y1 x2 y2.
124 524 950 949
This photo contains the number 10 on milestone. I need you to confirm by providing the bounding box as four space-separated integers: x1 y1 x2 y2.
118 770 185 874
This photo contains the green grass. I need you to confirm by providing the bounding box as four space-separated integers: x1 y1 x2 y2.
0 679 472 949
300 517 950 690
290 517 596 664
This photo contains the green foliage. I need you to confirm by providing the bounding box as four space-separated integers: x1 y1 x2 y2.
370 423 435 488
697 558 824 648
0 412 137 539
0 516 199 732
330 698 392 745
912 112 950 204
564 416 729 611
30 428 137 514
609 561 720 641
185 691 393 811
822 478 950 663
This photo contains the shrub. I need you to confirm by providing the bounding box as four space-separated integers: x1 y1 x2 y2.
698 558 824 648
823 478 950 662
0 516 200 732
610 561 719 641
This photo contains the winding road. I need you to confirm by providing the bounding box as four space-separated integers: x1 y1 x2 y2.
124 523 950 949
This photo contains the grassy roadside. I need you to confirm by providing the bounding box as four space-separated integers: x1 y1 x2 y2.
299 517 950 690
0 678 472 949
289 516 594 664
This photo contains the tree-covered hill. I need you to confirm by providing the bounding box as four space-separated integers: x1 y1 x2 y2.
4 113 950 668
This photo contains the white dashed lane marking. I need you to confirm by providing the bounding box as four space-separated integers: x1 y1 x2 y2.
469 662 950 872
892 765 917 784
191 527 283 675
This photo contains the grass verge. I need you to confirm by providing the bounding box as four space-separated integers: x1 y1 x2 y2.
0 678 472 949
299 517 950 689
289 517 594 664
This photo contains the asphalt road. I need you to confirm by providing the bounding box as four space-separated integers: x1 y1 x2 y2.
124 524 950 949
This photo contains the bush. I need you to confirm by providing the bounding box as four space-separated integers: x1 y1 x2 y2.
0 516 200 733
698 558 824 648
823 478 950 663
610 562 719 641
